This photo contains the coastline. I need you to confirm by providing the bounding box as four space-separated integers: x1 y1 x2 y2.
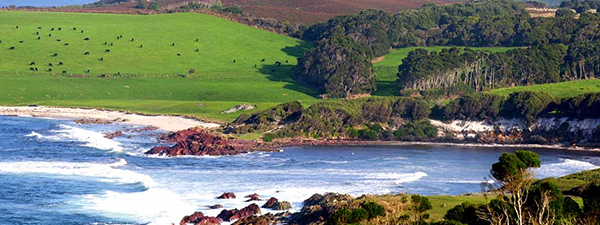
0 106 220 132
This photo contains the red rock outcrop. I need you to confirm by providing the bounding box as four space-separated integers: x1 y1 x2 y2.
217 203 261 222
217 192 236 199
180 212 221 225
145 128 248 156
245 193 261 202
262 197 278 208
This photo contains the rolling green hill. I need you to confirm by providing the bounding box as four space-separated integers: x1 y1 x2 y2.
0 11 317 122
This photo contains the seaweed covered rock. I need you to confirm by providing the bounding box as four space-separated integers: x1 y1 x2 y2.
226 101 303 134
232 212 289 225
262 197 278 208
289 193 354 225
145 128 247 156
272 201 292 211
217 192 236 199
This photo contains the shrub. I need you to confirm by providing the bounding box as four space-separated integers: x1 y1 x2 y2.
361 202 386 218
262 133 277 142
147 2 160 10
358 129 378 140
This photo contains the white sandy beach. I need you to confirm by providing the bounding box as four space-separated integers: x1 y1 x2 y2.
0 106 220 132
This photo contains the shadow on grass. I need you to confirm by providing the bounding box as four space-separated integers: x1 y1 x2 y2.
281 41 313 58
373 80 400 96
258 64 318 98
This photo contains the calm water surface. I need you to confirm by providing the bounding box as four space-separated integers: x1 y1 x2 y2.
1 116 599 224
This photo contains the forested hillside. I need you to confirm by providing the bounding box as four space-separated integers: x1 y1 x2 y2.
294 0 600 98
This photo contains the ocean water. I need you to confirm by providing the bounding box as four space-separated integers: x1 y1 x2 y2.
0 0 97 7
1 116 599 224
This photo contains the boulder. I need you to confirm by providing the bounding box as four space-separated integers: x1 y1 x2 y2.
272 201 292 211
217 203 261 222
146 128 248 156
245 193 261 202
181 212 221 225
262 197 278 208
232 212 289 225
217 192 236 199
103 130 124 139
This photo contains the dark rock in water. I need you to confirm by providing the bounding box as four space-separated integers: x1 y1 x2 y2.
103 130 124 139
272 201 292 211
217 203 261 222
180 212 221 225
245 193 261 202
217 192 236 199
146 128 248 156
209 204 224 209
262 197 278 208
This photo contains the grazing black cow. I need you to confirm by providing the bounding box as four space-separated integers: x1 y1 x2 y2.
84 38 90 41
64 43 69 46
16 26 19 29
35 32 39 35
285 60 289 63
99 57 104 61
84 52 90 55
73 27 76 30
233 59 236 63
275 61 281 66
48 68 52 72
29 62 35 65
110 43 113 46
81 30 83 33
140 45 143 48
105 49 110 53
58 62 63 66
56 39 61 42
0 40 2 44
51 28 54 31
52 53 58 57
104 42 107 45
171 43 175 46
86 69 90 73
19 41 24 43
177 53 181 56
30 67 35 71
38 27 42 29
35 68 38 71
254 64 257 68
37 37 41 40
9 47 15 50
261 59 265 62
58 27 61 31
48 63 53 67
49 34 52 37
195 38 199 42
130 38 134 42
194 49 199 52
120 35 123 38
116 36 120 40
62 71 67 74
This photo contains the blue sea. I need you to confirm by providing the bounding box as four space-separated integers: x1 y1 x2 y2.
0 0 97 7
1 115 599 224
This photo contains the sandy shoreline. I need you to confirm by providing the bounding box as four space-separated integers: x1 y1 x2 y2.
0 106 220 132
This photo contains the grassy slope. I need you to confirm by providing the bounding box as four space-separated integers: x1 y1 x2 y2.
0 11 317 122
487 79 600 98
373 46 515 96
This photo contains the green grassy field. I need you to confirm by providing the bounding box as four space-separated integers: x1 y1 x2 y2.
372 46 516 96
0 11 317 122
487 79 600 98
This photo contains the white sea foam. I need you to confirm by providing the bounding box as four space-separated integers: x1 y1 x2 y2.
49 125 124 152
536 158 599 178
25 131 44 138
364 172 428 184
0 159 155 188
78 188 195 225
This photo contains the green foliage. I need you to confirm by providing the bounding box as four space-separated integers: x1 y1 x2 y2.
555 8 577 18
262 133 277 142
436 94 503 121
295 36 376 98
411 194 433 213
147 2 160 10
222 6 243 14
358 128 378 140
134 0 146 9
229 101 303 134
393 120 438 141
491 150 540 182
444 202 485 225
582 183 600 214
502 91 557 123
361 202 386 218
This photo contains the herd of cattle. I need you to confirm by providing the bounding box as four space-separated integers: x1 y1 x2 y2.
1 25 291 76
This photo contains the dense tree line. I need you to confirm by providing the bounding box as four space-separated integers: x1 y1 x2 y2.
294 0 600 98
560 0 600 13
